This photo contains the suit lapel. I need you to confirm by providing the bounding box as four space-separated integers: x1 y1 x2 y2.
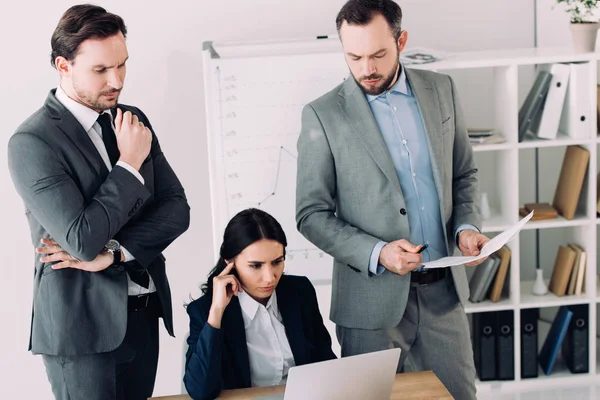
404 68 445 197
338 78 403 195
276 277 308 366
44 90 109 179
222 298 251 386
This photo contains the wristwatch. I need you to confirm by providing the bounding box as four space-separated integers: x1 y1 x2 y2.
104 239 122 266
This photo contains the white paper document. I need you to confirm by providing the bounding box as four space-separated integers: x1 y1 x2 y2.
422 211 533 269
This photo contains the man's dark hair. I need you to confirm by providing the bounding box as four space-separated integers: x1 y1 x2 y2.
336 0 403 40
50 4 127 68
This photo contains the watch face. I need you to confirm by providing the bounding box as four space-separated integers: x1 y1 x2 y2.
106 239 120 252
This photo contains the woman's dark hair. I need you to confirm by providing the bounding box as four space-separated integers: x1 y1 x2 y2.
336 0 403 41
201 208 287 294
50 4 127 68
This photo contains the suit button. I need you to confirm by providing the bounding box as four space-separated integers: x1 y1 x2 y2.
399 208 407 216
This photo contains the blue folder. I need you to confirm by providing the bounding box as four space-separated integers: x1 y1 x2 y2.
538 306 573 375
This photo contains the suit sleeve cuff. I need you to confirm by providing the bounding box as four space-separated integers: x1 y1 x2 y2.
369 241 387 275
455 224 479 245
116 161 145 185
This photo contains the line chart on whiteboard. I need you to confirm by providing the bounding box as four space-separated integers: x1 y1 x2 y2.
206 56 348 282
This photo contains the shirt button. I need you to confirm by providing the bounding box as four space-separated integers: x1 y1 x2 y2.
421 206 425 211
412 172 416 177
399 208 407 215
393 106 398 111
402 139 407 144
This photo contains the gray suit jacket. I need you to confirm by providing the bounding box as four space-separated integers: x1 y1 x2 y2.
8 90 190 356
296 68 480 330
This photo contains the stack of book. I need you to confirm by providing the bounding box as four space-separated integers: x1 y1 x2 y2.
519 203 557 221
467 128 505 145
468 246 511 303
548 244 587 297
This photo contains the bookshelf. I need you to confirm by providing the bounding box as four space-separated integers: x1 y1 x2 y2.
413 47 599 392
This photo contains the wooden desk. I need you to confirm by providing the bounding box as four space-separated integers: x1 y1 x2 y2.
150 370 453 400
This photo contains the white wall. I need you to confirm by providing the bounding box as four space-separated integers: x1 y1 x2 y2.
1 1 535 398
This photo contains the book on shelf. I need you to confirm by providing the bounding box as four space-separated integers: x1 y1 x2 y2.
469 134 506 145
469 254 500 303
488 246 511 303
572 244 586 296
566 244 583 296
549 245 577 297
518 70 552 142
399 47 450 65
552 145 590 220
468 128 495 137
539 306 574 375
521 202 558 220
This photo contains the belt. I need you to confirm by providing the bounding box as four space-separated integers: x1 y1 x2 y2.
410 268 449 286
128 292 157 312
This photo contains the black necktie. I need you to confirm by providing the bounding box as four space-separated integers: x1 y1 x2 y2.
97 113 150 289
97 113 120 166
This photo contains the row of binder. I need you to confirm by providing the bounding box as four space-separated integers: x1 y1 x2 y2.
519 62 591 142
472 305 588 381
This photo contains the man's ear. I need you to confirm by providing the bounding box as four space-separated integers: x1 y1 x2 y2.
55 56 72 78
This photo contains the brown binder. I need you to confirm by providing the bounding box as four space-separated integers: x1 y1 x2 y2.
552 145 590 220
548 245 577 296
488 245 511 302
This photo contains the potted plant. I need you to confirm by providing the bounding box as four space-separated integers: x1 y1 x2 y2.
556 0 600 52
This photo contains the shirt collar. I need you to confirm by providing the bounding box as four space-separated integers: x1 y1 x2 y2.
238 289 278 322
365 64 410 103
54 85 112 132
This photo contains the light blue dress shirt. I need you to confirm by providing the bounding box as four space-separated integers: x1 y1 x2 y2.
366 67 476 274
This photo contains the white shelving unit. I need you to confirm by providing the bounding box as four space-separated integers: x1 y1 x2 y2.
414 47 600 392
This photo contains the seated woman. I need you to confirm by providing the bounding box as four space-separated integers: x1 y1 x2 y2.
184 208 336 400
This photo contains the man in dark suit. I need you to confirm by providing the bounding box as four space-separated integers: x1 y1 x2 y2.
7 5 190 400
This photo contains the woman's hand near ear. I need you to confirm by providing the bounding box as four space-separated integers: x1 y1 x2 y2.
207 262 243 329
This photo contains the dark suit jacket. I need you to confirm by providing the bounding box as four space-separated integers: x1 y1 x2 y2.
183 275 336 400
7 90 190 356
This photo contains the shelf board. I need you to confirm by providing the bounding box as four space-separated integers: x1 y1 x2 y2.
517 132 592 149
481 214 513 233
520 281 592 309
521 215 592 230
464 298 515 314
472 142 513 153
409 47 600 70
476 372 594 393
522 369 593 388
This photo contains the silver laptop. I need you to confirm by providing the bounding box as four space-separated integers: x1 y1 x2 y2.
254 348 401 400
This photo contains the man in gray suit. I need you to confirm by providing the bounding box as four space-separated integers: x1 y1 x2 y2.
296 1 489 398
8 5 190 400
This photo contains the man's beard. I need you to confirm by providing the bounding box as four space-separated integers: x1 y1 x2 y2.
354 59 399 96
73 81 120 111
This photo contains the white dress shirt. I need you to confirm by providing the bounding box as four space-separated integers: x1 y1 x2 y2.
54 86 156 295
238 290 295 387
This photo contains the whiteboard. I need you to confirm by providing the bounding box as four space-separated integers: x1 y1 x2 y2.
202 39 349 282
